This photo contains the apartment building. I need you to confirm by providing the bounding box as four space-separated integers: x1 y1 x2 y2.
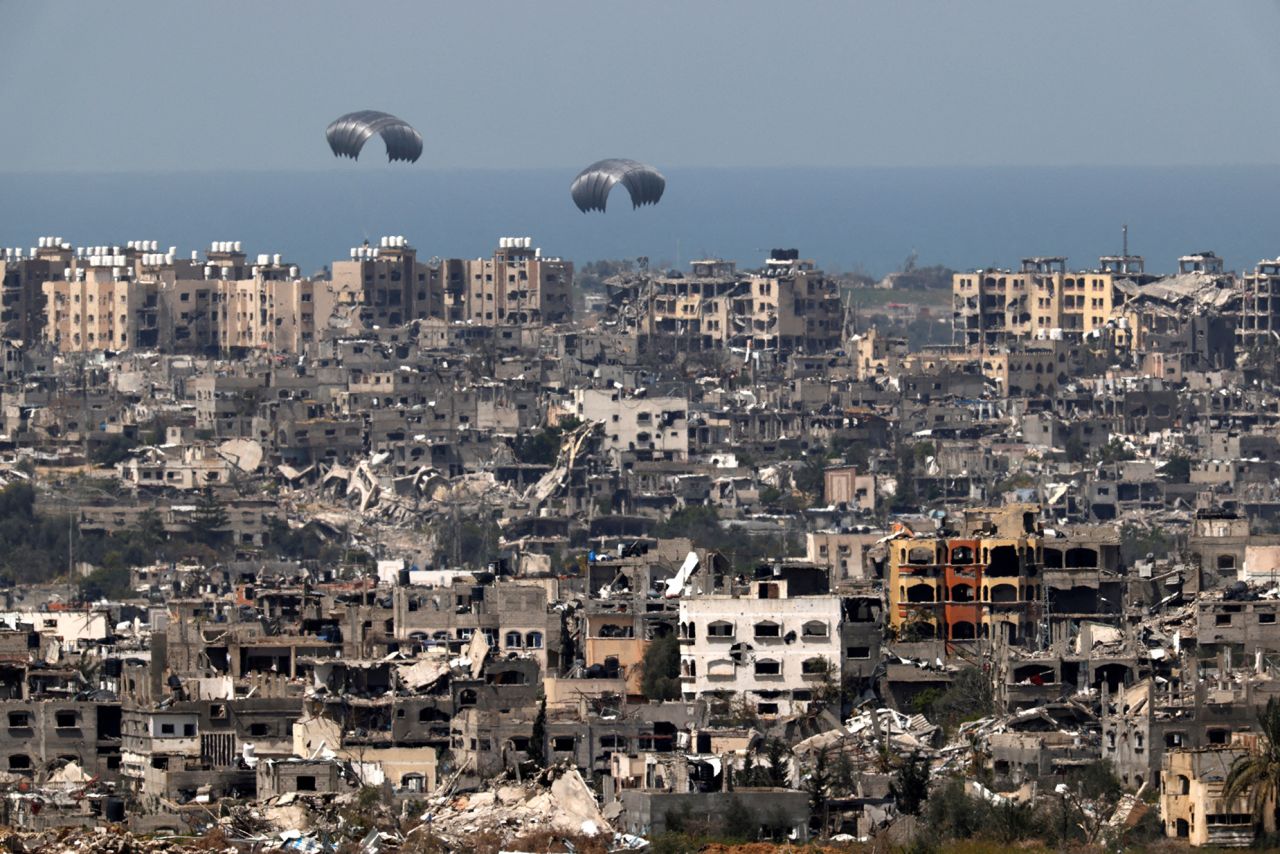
678 565 842 719
887 504 1043 644
43 241 316 355
573 388 689 462
45 262 154 352
739 249 843 353
1 237 69 342
953 257 1117 347
443 237 573 326
1160 741 1269 846
616 250 842 356
322 235 437 330
1239 258 1280 349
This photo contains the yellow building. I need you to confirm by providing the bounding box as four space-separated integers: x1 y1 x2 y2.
953 257 1117 348
1161 741 1271 846
887 505 1043 644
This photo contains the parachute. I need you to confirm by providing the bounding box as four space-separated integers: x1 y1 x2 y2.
570 159 665 213
325 111 423 163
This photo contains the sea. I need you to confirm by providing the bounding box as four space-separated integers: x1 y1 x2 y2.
2 165 1279 277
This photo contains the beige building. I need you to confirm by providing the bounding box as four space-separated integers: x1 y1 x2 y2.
625 251 843 355
321 235 436 331
443 237 573 326
44 241 316 355
805 530 878 581
1160 742 1270 846
953 257 1117 347
573 388 688 462
45 264 154 352
2 237 70 342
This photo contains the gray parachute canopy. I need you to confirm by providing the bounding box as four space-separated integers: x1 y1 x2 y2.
325 111 423 163
570 159 666 213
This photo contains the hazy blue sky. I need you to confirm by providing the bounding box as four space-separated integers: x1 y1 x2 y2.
2 1 1280 172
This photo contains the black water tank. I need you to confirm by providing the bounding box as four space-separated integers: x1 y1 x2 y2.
104 797 125 822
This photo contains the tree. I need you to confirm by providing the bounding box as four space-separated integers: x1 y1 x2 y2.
891 752 930 815
764 738 791 788
834 749 855 797
805 746 831 829
793 448 828 502
916 666 994 731
1225 696 1280 835
1160 452 1193 484
79 565 132 601
136 508 166 551
639 632 681 701
89 433 139 467
892 441 919 508
529 695 548 769
1054 759 1123 846
190 488 229 548
1095 437 1136 464
512 428 561 467
740 752 762 787
1119 521 1177 566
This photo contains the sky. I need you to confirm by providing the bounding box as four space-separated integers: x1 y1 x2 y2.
3 1 1280 173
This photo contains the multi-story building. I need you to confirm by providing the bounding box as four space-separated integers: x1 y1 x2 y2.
573 388 689 462
319 235 438 330
44 241 316 355
444 237 573 326
45 259 154 352
1160 741 1269 846
613 250 842 356
678 565 842 719
738 249 843 353
1239 258 1280 350
953 257 1117 347
1 237 69 342
886 504 1043 645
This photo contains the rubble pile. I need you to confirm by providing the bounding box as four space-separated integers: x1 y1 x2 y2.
411 765 619 850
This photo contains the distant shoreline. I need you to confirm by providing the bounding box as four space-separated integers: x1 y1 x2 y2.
4 164 1279 277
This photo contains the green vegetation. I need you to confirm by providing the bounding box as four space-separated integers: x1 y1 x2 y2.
432 515 501 569
792 450 829 503
0 482 81 585
1160 451 1193 484
911 666 994 731
190 488 229 547
892 752 930 815
89 433 139 467
654 505 785 572
639 632 681 701
511 416 583 466
575 259 634 293
1225 696 1280 835
892 440 935 508
993 472 1035 494
911 760 1135 850
1063 436 1087 463
529 696 548 769
1095 437 1136 464
805 745 831 818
